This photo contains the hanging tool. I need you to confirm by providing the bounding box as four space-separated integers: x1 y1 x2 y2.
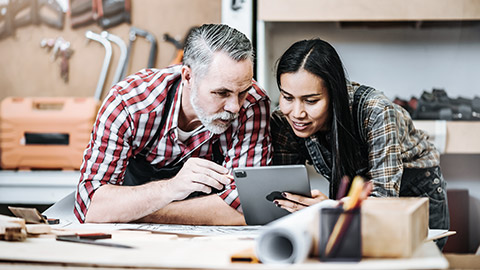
35 0 65 29
70 0 91 16
13 0 34 28
59 41 73 82
0 0 64 39
0 0 14 39
130 26 157 68
102 31 127 85
86 30 112 101
9 0 34 34
119 26 157 79
40 36 74 83
70 0 94 28
163 33 183 65
14 0 64 29
97 0 131 29
163 27 195 66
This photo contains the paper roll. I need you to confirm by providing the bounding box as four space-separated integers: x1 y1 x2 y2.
255 199 338 264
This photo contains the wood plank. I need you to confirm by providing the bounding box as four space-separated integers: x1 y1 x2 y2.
445 121 480 154
0 235 448 269
413 121 480 154
0 215 27 241
259 0 480 22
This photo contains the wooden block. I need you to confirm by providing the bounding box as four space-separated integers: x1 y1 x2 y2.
2 223 27 241
8 206 47 224
0 214 26 226
361 197 429 258
26 224 52 235
0 215 27 241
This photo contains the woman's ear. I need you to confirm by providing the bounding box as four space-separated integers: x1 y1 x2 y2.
181 65 193 89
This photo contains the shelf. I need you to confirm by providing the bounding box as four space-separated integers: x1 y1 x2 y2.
259 0 480 22
413 121 480 154
255 0 480 114
0 170 78 205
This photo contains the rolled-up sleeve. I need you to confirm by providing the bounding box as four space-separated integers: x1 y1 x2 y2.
74 91 133 222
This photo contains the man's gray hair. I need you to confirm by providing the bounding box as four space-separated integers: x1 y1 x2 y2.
183 24 254 79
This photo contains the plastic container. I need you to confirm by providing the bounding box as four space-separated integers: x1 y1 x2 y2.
0 97 97 170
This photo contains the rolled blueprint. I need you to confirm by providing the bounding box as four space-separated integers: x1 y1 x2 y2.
255 199 339 264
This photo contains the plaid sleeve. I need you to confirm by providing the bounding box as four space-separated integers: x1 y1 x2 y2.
74 91 134 223
364 100 403 197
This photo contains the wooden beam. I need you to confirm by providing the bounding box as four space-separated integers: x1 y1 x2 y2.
259 0 480 22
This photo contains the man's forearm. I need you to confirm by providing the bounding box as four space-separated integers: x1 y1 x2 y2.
137 194 246 225
85 181 175 223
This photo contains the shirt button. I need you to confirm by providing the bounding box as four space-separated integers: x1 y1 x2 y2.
433 178 440 184
425 171 431 177
437 187 443 193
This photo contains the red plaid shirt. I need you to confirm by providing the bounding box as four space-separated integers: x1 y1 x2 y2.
74 65 272 222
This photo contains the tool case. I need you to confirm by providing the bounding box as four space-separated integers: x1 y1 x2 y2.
0 97 97 170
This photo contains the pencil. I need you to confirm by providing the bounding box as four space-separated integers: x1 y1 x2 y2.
336 176 350 200
324 176 364 257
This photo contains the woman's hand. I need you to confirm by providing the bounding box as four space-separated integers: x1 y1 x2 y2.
274 189 328 213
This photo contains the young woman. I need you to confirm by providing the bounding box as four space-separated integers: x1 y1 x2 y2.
271 38 449 249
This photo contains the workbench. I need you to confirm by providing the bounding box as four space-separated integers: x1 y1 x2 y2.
0 223 450 270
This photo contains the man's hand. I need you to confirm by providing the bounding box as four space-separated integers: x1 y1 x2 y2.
85 158 233 223
274 189 328 213
166 158 232 201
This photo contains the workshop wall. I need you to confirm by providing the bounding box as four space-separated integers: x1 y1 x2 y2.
0 0 221 101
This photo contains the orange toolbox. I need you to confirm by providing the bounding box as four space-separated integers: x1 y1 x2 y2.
0 97 98 170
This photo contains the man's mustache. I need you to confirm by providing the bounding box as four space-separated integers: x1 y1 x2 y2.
211 111 238 122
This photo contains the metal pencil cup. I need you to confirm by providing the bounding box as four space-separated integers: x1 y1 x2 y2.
318 207 362 262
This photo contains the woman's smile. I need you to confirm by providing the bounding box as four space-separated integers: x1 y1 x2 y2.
279 69 331 138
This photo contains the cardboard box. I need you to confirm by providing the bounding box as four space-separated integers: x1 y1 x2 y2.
444 253 480 269
361 197 429 258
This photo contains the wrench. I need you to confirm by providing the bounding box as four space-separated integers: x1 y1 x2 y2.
86 30 112 101
102 31 127 85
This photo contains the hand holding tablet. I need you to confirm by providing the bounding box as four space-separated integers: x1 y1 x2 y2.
234 165 312 225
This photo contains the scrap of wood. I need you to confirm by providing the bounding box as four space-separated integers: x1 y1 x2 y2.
0 214 27 241
0 214 25 226
8 206 47 224
26 224 52 235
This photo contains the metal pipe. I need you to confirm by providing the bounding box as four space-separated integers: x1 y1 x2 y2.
102 31 127 85
85 30 112 101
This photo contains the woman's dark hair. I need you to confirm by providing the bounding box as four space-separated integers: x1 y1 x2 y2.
276 38 364 198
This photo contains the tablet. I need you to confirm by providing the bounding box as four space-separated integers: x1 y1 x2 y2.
234 165 312 225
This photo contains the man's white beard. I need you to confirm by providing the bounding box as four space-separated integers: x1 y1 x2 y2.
190 85 239 134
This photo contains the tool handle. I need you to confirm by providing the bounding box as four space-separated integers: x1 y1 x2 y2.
71 10 94 28
102 0 125 17
103 31 128 84
147 38 157 68
70 0 92 16
38 0 65 29
98 11 130 29
86 30 113 101
129 26 157 68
